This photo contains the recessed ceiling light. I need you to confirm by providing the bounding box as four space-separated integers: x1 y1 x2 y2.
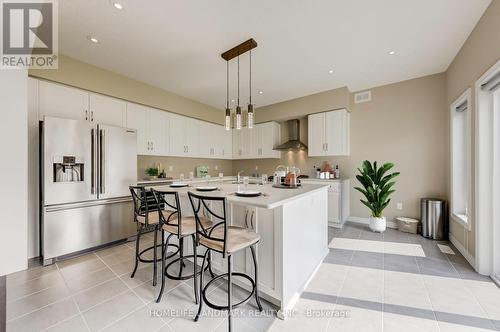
328 69 334 74
259 91 263 94
87 36 100 44
388 50 396 55
113 2 123 9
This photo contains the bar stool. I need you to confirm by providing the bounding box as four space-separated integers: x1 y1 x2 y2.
152 189 215 303
187 192 263 332
129 186 179 286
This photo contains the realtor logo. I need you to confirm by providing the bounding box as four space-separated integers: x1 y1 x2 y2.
1 0 58 69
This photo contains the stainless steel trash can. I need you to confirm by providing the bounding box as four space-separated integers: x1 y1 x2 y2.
421 198 447 240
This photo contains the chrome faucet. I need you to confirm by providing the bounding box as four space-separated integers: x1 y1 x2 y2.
237 171 244 183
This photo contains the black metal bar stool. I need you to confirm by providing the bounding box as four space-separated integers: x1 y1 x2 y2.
129 186 179 286
188 192 263 332
153 189 215 303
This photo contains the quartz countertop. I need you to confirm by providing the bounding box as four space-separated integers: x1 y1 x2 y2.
300 178 349 182
144 182 329 209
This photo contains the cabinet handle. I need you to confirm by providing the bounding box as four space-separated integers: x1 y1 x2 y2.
325 143 328 151
85 110 88 121
151 142 154 150
244 210 249 228
90 111 94 122
250 210 255 229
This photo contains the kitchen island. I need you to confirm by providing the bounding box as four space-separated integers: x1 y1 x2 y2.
147 182 329 319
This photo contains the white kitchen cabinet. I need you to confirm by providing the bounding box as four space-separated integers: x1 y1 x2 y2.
308 109 350 156
221 127 233 159
38 80 89 121
300 179 350 227
126 103 169 156
89 93 126 127
169 113 200 157
234 122 280 159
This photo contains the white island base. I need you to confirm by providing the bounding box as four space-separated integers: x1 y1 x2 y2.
151 183 329 320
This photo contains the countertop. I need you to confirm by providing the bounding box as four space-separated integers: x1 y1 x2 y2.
300 178 349 182
144 182 329 209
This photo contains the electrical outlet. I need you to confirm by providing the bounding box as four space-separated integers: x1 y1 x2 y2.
397 202 403 210
215 165 219 171
168 165 173 172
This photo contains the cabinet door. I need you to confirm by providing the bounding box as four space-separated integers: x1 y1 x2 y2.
261 122 281 158
232 129 242 158
325 110 344 155
89 93 126 127
169 113 186 156
221 127 233 159
198 121 213 158
328 190 341 223
252 124 263 157
185 117 200 157
231 205 252 272
241 127 254 158
126 103 149 155
38 80 88 121
148 109 168 155
307 113 326 156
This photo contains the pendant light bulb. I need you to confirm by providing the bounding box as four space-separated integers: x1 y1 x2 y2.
236 106 242 130
225 108 231 131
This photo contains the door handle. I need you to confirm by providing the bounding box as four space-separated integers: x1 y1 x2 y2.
99 129 106 194
91 128 96 194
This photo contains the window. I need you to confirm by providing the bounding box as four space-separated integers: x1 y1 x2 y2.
450 89 471 226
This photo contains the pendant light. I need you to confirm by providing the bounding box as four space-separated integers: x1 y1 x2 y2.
235 55 242 130
225 61 231 130
247 50 254 129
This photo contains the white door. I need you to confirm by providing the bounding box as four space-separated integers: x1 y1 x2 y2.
233 129 242 158
221 127 233 159
325 110 344 155
126 103 149 155
185 117 200 157
241 127 254 158
148 109 168 155
253 124 263 157
89 93 126 127
308 113 326 156
198 121 213 158
38 80 89 121
169 113 186 156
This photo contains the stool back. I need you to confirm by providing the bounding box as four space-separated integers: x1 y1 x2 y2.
129 186 163 226
187 192 228 257
151 189 183 237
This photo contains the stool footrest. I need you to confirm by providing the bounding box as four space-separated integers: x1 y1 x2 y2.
165 254 209 280
138 243 179 264
202 272 256 311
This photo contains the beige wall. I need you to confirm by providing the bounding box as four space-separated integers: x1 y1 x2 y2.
29 55 224 124
137 156 233 181
445 0 500 258
235 73 448 223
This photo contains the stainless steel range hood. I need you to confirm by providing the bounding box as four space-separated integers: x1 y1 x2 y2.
274 119 308 151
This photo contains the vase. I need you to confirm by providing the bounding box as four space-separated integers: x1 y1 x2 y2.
369 216 386 233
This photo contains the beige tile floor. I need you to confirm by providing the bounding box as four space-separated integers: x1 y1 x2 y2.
6 223 500 332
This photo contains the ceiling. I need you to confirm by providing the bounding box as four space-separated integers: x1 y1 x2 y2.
59 0 491 109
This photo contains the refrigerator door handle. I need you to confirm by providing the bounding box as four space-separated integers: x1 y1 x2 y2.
99 128 106 194
91 128 96 195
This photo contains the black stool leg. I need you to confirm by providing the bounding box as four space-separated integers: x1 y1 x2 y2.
156 233 172 303
131 224 143 278
194 249 209 322
228 254 233 332
250 245 263 311
192 234 198 304
178 237 184 278
153 225 158 286
208 250 216 278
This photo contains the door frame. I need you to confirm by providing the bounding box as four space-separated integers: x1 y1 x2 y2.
475 59 500 277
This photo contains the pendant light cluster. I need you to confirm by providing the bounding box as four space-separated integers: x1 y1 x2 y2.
222 39 257 131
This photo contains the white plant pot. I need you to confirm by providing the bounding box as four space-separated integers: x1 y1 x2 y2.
369 216 386 233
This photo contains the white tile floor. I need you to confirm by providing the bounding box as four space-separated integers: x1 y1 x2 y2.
6 223 500 332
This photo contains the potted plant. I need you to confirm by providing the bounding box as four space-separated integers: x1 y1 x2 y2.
145 167 159 180
354 160 400 233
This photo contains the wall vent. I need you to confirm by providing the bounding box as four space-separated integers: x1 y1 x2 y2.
354 90 371 104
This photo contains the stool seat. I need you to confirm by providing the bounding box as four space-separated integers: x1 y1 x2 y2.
163 216 213 236
200 226 260 254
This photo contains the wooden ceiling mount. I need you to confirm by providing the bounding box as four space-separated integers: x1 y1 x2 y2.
221 38 257 61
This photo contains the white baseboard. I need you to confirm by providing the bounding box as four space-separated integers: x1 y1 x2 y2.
449 232 476 268
346 216 398 229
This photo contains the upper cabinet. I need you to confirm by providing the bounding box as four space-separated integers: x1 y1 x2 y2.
233 122 281 159
169 113 200 157
38 80 126 127
88 93 126 127
38 80 89 121
126 103 169 156
308 109 350 156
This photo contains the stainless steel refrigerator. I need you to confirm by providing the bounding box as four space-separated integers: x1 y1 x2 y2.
40 116 138 265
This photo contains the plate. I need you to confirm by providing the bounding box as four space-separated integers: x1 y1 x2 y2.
196 186 218 192
235 190 262 197
170 183 188 188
